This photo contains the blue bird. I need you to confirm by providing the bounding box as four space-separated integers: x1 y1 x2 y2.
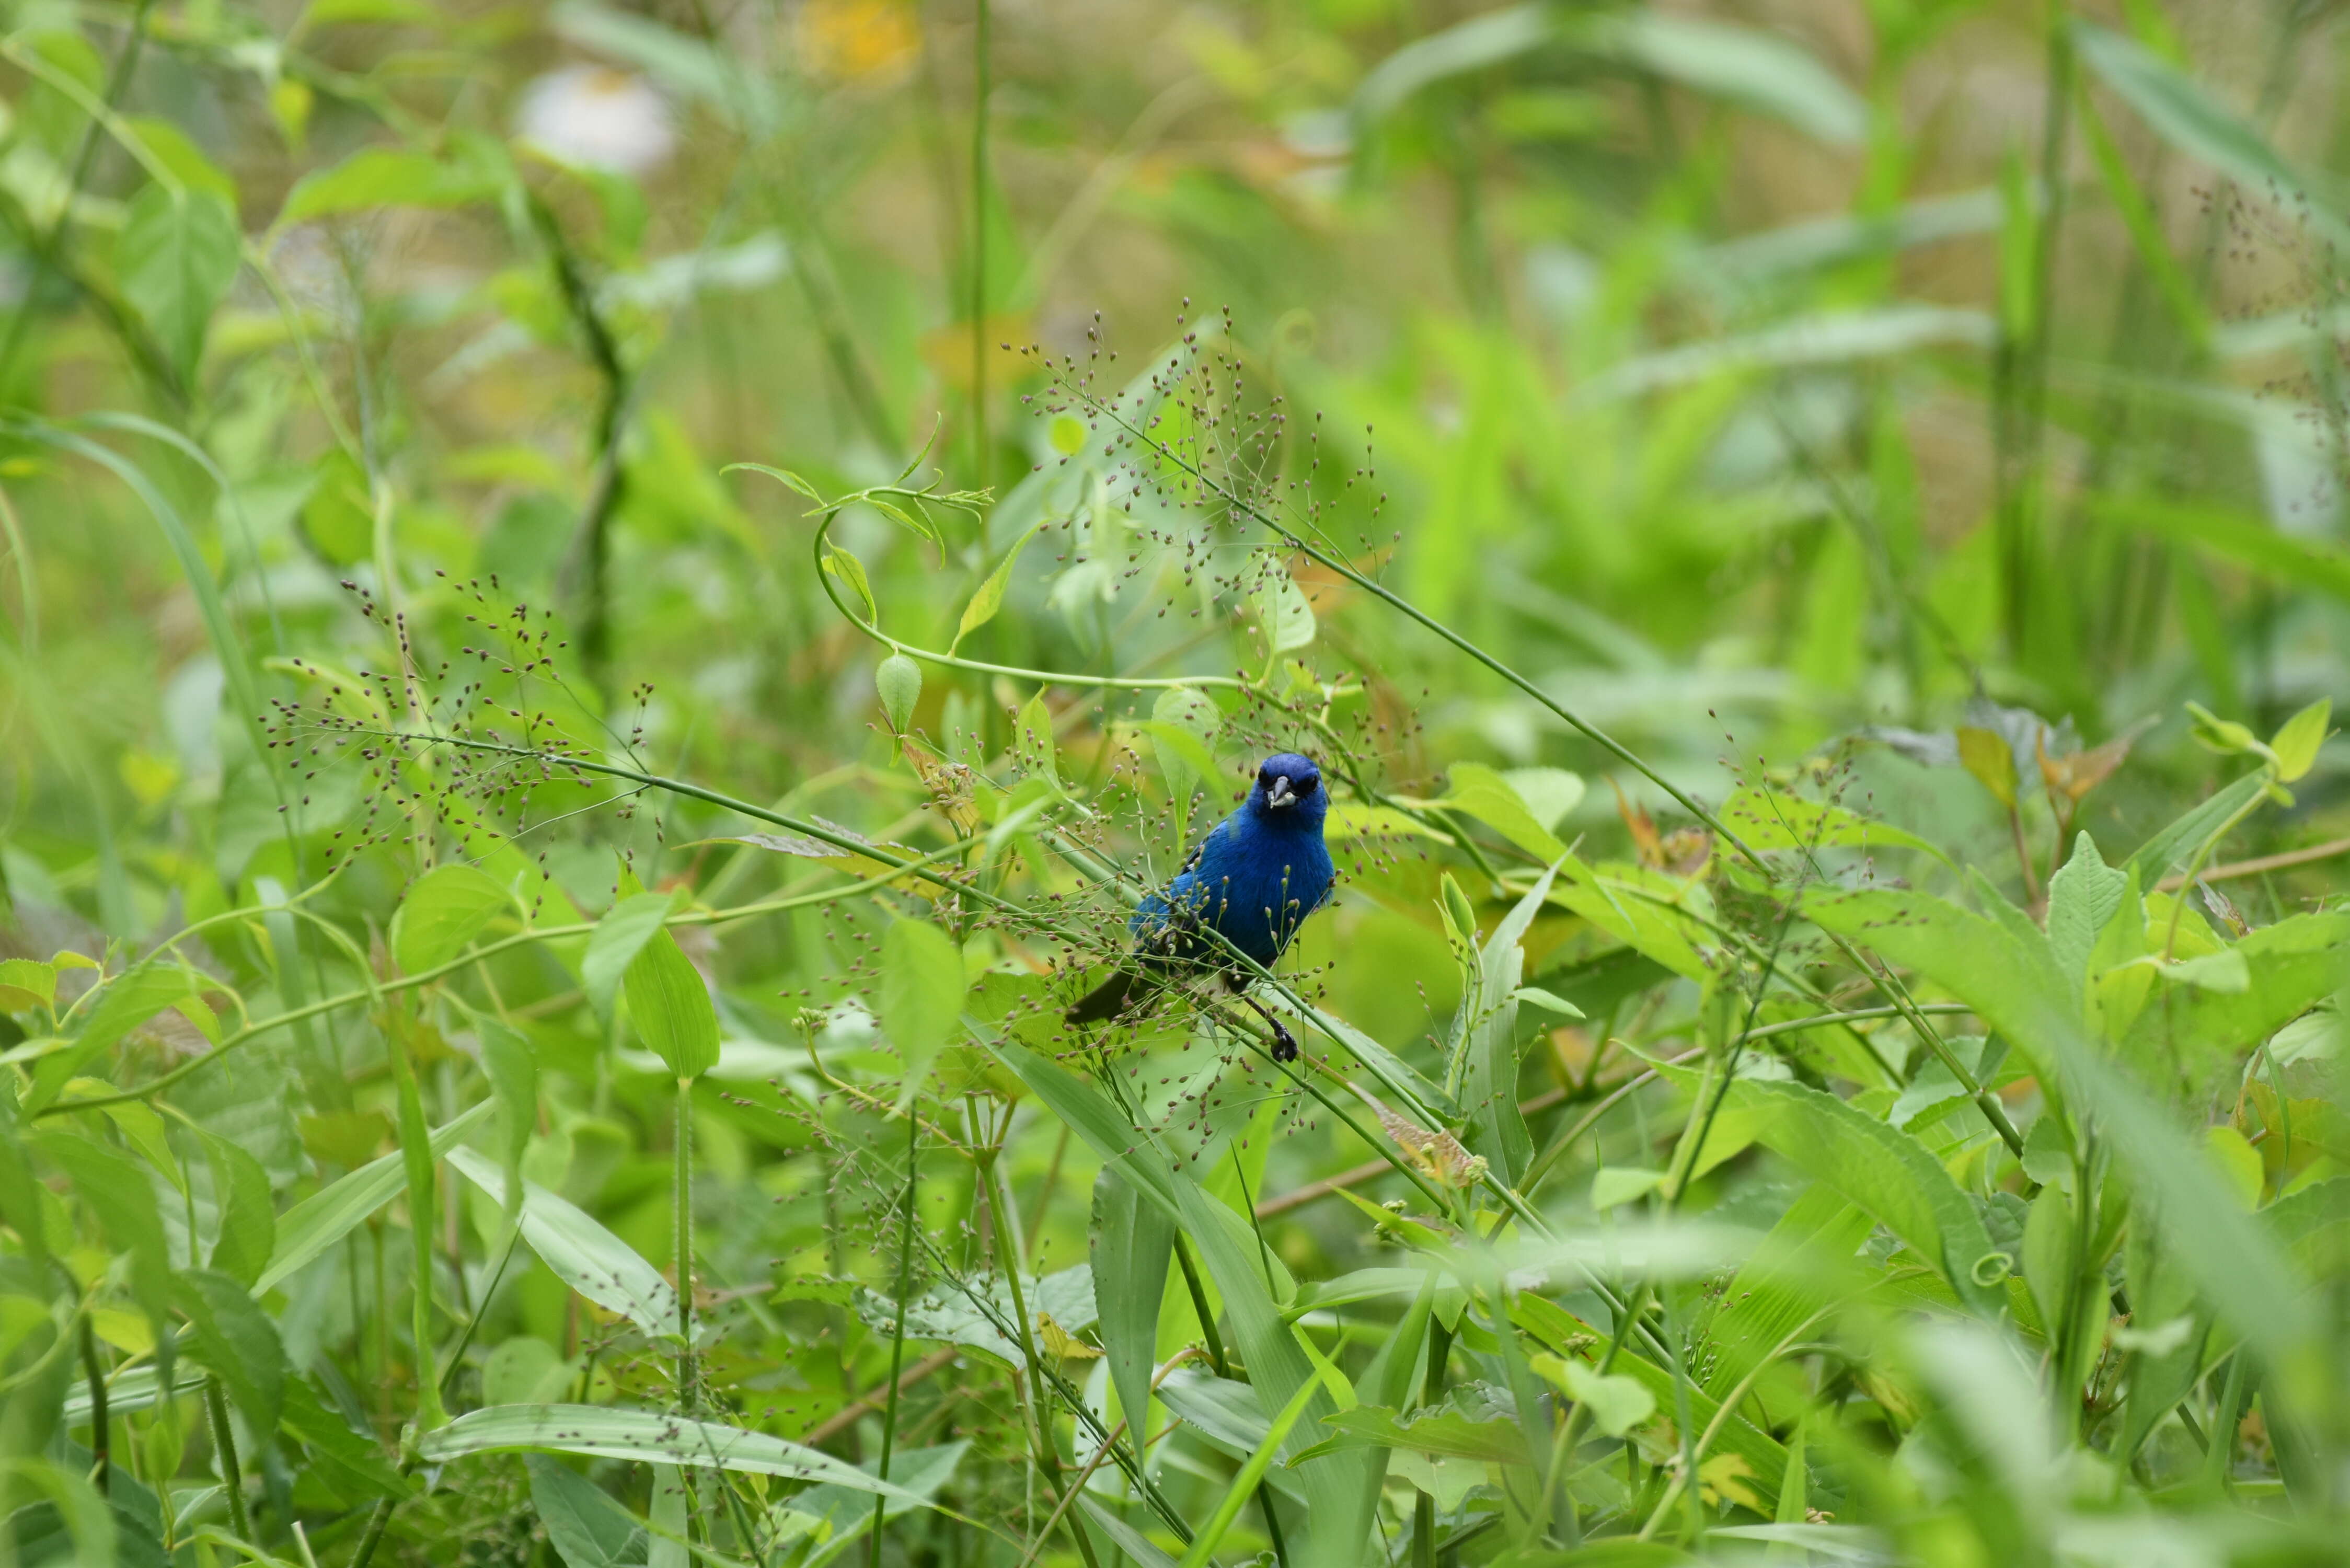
1066 752 1335 1060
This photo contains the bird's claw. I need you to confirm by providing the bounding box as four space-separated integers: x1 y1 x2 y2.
1270 1020 1299 1063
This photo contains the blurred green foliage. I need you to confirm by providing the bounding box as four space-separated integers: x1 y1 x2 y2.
2 0 2348 1564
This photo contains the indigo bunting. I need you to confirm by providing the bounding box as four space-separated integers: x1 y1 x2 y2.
1066 752 1335 1060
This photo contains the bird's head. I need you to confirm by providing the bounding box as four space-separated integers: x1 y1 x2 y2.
1248 753 1326 826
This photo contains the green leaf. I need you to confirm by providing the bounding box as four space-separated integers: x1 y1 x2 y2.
1248 554 1317 654
880 918 966 1106
0 958 57 1012
1806 886 2070 1078
121 118 237 199
582 892 677 1020
478 1018 538 1178
1177 1376 1321 1568
1691 1070 2008 1316
174 1269 286 1429
1438 760 1567 861
391 863 516 975
1598 10 1865 145
257 1101 496 1294
446 1147 682 1339
2128 915 2348 1060
277 146 502 223
2185 700 2256 756
1091 1168 1173 1438
2123 769 2269 883
29 1131 172 1330
280 1373 410 1501
875 653 921 733
1955 725 2018 809
419 1404 932 1500
822 540 879 624
623 926 719 1080
1530 1355 1656 1437
2046 833 2129 990
1303 1402 1528 1463
197 1131 274 1289
117 186 240 377
2269 698 2330 782
527 1455 648 1568
952 520 1042 652
1590 1167 1666 1209
1510 985 1585 1018
1077 1498 1182 1568
2073 21 2350 248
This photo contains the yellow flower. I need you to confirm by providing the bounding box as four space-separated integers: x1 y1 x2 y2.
797 0 920 84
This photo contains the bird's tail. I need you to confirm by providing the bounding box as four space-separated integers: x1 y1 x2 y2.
1066 967 1149 1025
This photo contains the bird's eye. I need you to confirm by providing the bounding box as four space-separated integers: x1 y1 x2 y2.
1296 776 1317 794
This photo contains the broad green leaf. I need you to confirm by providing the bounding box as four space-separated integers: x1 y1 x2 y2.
1807 886 2069 1077
419 1404 930 1500
2093 493 2350 606
1530 1355 1655 1437
875 652 920 733
623 927 719 1080
173 1269 286 1429
2046 833 2129 990
28 1131 171 1330
478 1018 539 1171
1078 1497 1181 1568
121 117 237 198
768 1441 967 1555
0 959 57 1012
1590 1167 1666 1209
1436 761 1565 861
278 146 502 223
117 186 240 377
1498 766 1584 831
952 520 1042 651
446 1146 682 1339
197 1131 274 1289
582 892 677 1020
257 1101 496 1294
1248 554 1317 653
1091 1168 1173 1440
280 1373 409 1500
391 863 516 975
880 918 965 1105
2270 698 2331 782
2126 915 2349 1066
1687 1071 2008 1316
527 1454 647 1568
1300 1401 1527 1463
1511 985 1584 1018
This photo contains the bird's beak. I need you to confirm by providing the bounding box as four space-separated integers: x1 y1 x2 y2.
1266 776 1296 809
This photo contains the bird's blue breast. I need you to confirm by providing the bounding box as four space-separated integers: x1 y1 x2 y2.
1131 810 1334 970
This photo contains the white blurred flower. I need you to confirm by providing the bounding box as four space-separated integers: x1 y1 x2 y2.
515 65 676 176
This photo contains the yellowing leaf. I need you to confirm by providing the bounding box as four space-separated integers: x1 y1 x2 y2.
1955 725 2017 809
1035 1312 1101 1359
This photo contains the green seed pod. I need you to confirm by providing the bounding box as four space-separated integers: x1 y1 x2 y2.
876 653 920 733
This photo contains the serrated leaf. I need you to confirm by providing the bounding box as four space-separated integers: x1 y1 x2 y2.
197 1131 274 1288
391 863 516 975
2046 833 2129 989
174 1269 286 1429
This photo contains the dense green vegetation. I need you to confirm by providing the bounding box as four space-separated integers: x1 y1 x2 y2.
3 0 2348 1564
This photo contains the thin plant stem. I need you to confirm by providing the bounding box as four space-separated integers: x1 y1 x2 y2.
676 1075 696 1413
870 1111 921 1568
205 1378 251 1540
78 1315 108 1492
970 0 992 489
